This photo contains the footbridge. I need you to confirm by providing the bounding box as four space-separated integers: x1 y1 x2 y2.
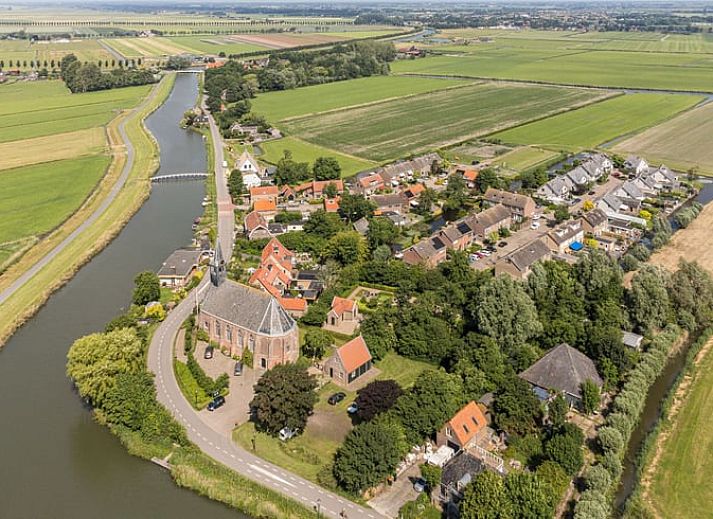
151 172 208 182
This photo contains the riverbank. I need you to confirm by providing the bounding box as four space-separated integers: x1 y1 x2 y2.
0 73 176 348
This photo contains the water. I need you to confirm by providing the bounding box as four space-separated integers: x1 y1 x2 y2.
0 73 246 519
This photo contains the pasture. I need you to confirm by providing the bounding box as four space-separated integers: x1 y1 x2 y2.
165 36 268 56
251 75 471 121
284 82 605 162
493 93 704 151
614 101 713 176
0 81 150 142
0 39 112 68
259 136 375 177
0 156 109 244
489 147 561 175
0 127 105 171
392 48 713 93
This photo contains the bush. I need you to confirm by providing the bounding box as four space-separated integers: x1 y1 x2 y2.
597 426 624 455
574 490 609 519
583 464 611 494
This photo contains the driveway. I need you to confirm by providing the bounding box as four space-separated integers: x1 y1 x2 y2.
368 463 421 518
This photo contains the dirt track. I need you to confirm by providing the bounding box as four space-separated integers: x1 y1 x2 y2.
650 201 713 273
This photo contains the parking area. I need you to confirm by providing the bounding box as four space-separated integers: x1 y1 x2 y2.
368 463 421 518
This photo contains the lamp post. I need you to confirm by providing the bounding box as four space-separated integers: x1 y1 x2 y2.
313 498 321 519
194 389 198 407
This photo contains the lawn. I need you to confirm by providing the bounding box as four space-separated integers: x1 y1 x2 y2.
0 81 151 142
0 155 109 244
0 127 105 171
284 82 605 162
614 100 713 176
489 146 561 175
251 75 472 122
648 343 713 518
493 93 705 152
392 48 713 93
259 136 376 177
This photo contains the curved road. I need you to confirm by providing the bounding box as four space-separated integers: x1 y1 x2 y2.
148 105 386 519
0 79 164 307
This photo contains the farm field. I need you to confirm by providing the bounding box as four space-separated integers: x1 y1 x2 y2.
614 101 713 176
0 127 105 171
0 156 109 244
489 146 561 175
251 75 471 121
101 37 194 58
0 81 151 142
164 36 269 56
0 38 113 68
284 82 606 162
646 336 713 519
493 93 704 152
392 48 713 92
259 136 375 177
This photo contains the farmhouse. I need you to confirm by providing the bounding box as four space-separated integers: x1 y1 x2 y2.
236 150 265 189
436 401 488 452
199 281 299 370
323 335 373 387
157 248 203 288
494 239 552 280
519 343 603 409
483 188 536 221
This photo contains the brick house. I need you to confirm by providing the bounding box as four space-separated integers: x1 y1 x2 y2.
483 188 536 221
464 204 512 240
324 296 360 335
436 401 488 452
323 335 373 386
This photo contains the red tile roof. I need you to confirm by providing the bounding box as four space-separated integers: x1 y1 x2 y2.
337 335 372 373
279 297 307 312
250 185 279 197
253 199 277 212
324 198 340 212
447 401 487 447
244 211 267 232
463 170 478 182
330 296 356 317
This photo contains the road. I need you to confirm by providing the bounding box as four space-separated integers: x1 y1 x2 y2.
97 39 126 63
148 101 385 519
0 79 165 307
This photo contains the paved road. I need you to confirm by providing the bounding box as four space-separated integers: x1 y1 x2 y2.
0 80 164 307
148 99 385 519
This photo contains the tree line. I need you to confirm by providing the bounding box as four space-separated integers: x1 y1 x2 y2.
60 54 156 93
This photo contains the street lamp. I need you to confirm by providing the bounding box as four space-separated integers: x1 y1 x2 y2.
194 389 198 407
313 498 321 518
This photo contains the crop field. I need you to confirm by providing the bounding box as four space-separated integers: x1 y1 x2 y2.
614 101 713 176
647 337 713 518
392 48 713 92
284 82 605 162
101 37 194 58
164 36 268 56
251 75 471 121
259 136 375 177
0 81 150 142
0 156 109 244
493 93 704 152
0 127 105 171
0 39 113 68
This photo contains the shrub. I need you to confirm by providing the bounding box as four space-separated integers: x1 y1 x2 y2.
583 464 611 494
597 426 624 455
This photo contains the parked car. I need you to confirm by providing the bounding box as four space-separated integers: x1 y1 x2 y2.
204 346 214 359
234 361 243 376
532 213 542 220
588 190 596 195
413 478 427 493
498 241 508 248
279 427 298 441
207 395 225 411
531 222 541 230
347 402 358 414
328 392 346 405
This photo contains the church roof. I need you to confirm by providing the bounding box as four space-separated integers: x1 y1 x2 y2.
202 281 296 337
519 343 602 398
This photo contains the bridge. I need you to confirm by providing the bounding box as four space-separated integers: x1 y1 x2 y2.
151 173 208 183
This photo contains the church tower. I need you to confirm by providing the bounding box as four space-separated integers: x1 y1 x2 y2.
210 242 226 287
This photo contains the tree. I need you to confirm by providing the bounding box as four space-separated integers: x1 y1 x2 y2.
627 265 671 333
419 464 442 496
366 217 399 251
323 181 339 199
583 464 611 494
166 55 192 70
302 328 331 359
493 376 542 435
460 470 509 519
548 393 568 428
228 169 244 200
250 364 318 435
394 370 464 444
442 173 468 213
536 461 570 509
339 193 375 222
581 379 601 414
132 271 160 305
360 311 397 360
333 417 408 493
312 156 341 181
553 204 570 223
504 471 554 519
474 168 502 194
413 187 437 216
544 424 584 476
274 150 311 185
66 328 144 408
322 231 367 266
303 210 344 239
355 379 404 421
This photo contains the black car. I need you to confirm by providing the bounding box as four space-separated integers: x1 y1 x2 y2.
207 395 225 411
234 361 243 376
204 346 214 359
328 392 346 405
498 241 508 248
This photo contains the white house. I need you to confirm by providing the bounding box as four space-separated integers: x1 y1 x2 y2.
236 150 264 189
625 156 649 175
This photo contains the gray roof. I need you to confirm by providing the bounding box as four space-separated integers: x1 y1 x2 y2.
201 281 296 337
547 220 583 246
371 193 409 208
619 180 645 200
353 217 370 235
622 331 644 349
442 452 486 495
157 249 203 278
582 208 608 228
465 204 511 232
519 343 603 398
566 166 592 186
484 188 533 210
502 239 551 273
599 193 624 213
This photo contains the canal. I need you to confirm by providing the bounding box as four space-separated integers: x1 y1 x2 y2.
0 73 246 518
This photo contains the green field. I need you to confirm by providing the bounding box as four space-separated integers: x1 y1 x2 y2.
0 81 150 142
251 75 471 121
0 156 109 244
284 82 604 162
649 343 713 518
493 93 704 151
490 146 561 175
392 48 713 93
0 38 113 68
614 100 713 176
260 136 375 176
165 36 268 56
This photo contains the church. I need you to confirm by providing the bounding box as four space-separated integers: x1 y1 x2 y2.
198 244 299 370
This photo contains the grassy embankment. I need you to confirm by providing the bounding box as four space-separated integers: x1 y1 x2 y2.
0 75 175 348
283 82 606 162
492 92 704 152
